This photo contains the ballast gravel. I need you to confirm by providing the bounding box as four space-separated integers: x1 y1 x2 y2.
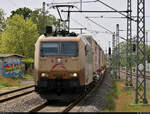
0 69 113 112
0 92 46 112
71 69 113 112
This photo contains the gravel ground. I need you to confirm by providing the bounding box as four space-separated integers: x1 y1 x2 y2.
0 92 46 112
20 80 34 85
71 69 113 112
0 70 112 112
0 79 34 93
120 70 150 89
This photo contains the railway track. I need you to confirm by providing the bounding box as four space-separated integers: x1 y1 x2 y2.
63 76 104 112
29 73 105 112
120 70 150 80
0 85 35 103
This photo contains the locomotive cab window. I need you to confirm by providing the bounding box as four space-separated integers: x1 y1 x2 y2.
40 42 59 56
40 42 78 57
61 42 78 56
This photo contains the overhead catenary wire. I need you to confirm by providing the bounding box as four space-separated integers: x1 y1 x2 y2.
70 5 128 40
71 16 108 34
66 5 127 40
48 0 128 40
71 17 109 34
85 17 127 40
85 17 113 34
71 13 127 40
87 16 150 19
87 29 113 34
47 0 97 5
71 7 111 33
87 16 127 19
96 0 136 22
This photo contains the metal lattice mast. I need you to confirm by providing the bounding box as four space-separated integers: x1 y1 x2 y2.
136 0 148 104
126 0 133 86
112 34 116 76
42 2 46 34
108 41 111 66
115 26 118 79
129 35 133 86
129 0 133 86
128 0 133 87
115 31 118 79
116 24 120 79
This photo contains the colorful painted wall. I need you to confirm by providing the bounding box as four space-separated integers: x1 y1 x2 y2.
2 60 22 77
0 55 23 77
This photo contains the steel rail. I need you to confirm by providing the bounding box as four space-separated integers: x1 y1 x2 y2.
28 101 48 112
0 90 34 103
29 70 106 112
63 71 105 112
0 85 35 96
0 85 35 103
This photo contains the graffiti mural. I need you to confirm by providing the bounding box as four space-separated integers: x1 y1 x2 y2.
2 60 22 77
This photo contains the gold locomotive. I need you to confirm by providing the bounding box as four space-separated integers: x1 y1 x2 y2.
34 34 105 100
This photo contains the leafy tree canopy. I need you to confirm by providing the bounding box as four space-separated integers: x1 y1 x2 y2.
146 46 150 63
11 7 32 19
0 8 5 32
114 40 150 68
30 8 66 35
10 7 66 35
0 14 39 57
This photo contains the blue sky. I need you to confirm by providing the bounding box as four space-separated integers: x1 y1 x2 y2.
1 0 150 52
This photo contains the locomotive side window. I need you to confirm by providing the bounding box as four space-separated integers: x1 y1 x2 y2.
61 42 78 56
40 42 78 57
40 42 59 56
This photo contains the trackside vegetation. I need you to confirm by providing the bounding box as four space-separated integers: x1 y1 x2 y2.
105 80 150 112
105 81 118 110
0 7 63 91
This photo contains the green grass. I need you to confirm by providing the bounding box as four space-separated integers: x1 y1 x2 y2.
0 81 10 87
0 76 20 88
105 82 118 111
126 90 132 95
22 74 34 80
0 74 34 89
105 80 150 112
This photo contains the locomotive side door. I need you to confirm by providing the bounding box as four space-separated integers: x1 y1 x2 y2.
85 44 93 85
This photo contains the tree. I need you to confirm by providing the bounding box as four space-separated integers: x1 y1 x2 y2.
30 9 65 35
146 45 150 63
0 8 5 32
10 8 66 35
11 7 32 19
0 9 6 51
0 14 39 57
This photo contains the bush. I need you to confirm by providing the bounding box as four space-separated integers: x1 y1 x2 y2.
106 94 115 110
0 76 20 87
106 82 118 111
0 81 10 87
22 58 34 71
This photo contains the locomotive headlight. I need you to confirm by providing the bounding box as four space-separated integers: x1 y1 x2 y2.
41 73 46 77
73 73 77 77
69 73 78 77
41 73 48 77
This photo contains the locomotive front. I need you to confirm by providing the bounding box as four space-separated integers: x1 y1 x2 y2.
34 36 84 95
